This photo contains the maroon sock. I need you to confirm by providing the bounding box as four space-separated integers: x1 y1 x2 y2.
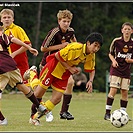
106 97 114 114
31 98 42 117
0 111 5 120
120 99 128 108
25 91 40 108
60 94 72 114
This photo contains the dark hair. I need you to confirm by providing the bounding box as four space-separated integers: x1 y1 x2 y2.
85 32 103 46
121 22 133 29
0 26 4 31
0 22 3 26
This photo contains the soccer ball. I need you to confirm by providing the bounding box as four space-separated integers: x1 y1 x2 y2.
110 109 129 128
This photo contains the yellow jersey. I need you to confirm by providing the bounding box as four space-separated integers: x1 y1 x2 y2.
51 42 95 79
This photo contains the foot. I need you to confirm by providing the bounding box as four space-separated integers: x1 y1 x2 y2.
46 111 54 122
32 104 49 120
23 65 37 80
0 118 8 126
29 117 40 126
104 113 110 121
60 112 74 120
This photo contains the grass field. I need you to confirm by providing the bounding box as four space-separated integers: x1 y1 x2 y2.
0 91 132 132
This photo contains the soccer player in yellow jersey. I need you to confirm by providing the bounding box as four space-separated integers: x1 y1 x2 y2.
30 32 103 125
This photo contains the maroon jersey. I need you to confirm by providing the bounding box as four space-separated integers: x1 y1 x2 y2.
40 26 75 66
109 36 133 79
0 34 17 74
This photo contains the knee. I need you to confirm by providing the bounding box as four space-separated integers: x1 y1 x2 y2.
108 94 114 98
67 78 75 87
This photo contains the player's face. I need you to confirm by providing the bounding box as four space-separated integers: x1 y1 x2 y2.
58 17 71 33
1 13 14 28
86 41 101 54
121 25 133 38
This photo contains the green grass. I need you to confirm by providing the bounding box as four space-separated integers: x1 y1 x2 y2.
0 92 132 132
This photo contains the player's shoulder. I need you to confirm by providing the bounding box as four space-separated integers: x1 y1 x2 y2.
71 42 82 45
46 27 60 37
2 33 11 44
50 27 60 34
67 27 75 32
113 37 121 41
13 23 25 31
112 37 122 43
69 42 83 48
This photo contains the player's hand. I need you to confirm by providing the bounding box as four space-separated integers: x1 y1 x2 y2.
60 42 69 49
10 52 17 58
29 48 38 56
86 81 93 93
125 58 133 63
112 60 118 68
69 66 79 74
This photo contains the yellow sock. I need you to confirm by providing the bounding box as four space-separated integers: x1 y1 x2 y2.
45 100 55 111
29 71 39 89
30 71 37 82
30 78 39 90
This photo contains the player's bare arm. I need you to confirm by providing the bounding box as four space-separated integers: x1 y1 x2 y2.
70 36 77 42
11 37 38 56
86 70 95 93
41 42 68 52
109 53 118 67
125 58 133 63
10 45 31 58
55 52 79 74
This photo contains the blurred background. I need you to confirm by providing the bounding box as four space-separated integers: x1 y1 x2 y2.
1 2 133 93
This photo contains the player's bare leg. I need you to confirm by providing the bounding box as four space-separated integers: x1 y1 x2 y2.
33 89 63 120
60 75 75 120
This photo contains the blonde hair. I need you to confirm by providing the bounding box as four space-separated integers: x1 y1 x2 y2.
57 9 73 20
0 8 14 18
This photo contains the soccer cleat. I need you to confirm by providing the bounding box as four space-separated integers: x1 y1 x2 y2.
29 118 40 126
0 118 8 126
23 65 37 80
33 104 49 120
60 112 74 120
104 113 110 121
46 111 54 122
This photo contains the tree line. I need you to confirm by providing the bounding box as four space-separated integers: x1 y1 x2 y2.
0 2 133 92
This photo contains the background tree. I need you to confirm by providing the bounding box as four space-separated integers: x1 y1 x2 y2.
0 2 133 92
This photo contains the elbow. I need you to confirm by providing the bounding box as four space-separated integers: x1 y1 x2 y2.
108 53 111 56
41 46 49 52
55 52 61 61
41 46 45 52
55 52 58 59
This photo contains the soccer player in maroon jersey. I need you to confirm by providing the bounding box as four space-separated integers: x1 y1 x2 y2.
40 9 77 121
0 8 32 86
104 22 133 121
0 26 46 125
